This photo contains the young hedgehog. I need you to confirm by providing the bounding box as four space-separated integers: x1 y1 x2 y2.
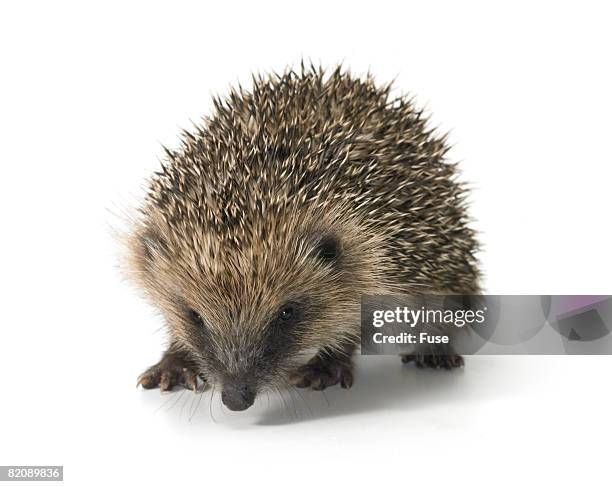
127 66 479 411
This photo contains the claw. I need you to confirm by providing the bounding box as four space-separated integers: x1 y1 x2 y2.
401 353 464 370
137 351 205 393
159 372 172 392
289 355 354 391
185 374 198 392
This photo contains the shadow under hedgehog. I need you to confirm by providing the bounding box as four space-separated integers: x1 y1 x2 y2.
123 65 480 411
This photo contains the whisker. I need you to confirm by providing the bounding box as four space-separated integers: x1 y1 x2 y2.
209 386 217 424
285 387 301 420
166 388 185 412
155 389 177 413
321 389 330 407
179 390 191 420
189 386 204 422
275 387 291 420
292 386 313 417
281 386 299 420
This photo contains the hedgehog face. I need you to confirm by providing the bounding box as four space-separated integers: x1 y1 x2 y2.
129 208 389 410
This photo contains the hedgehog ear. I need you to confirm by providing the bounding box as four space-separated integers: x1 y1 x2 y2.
314 235 342 263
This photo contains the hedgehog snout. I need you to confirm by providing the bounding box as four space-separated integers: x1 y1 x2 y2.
221 381 256 411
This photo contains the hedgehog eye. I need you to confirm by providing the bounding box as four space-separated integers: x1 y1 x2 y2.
278 304 296 322
188 308 205 327
316 236 341 262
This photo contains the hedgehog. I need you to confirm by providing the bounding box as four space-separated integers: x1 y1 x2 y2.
125 65 480 411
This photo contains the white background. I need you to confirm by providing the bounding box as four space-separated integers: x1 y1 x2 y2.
1 1 610 485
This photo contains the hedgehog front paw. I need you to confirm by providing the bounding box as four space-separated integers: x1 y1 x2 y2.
289 354 354 390
401 353 464 369
137 349 204 392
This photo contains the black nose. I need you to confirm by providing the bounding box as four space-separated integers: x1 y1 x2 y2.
221 383 256 411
